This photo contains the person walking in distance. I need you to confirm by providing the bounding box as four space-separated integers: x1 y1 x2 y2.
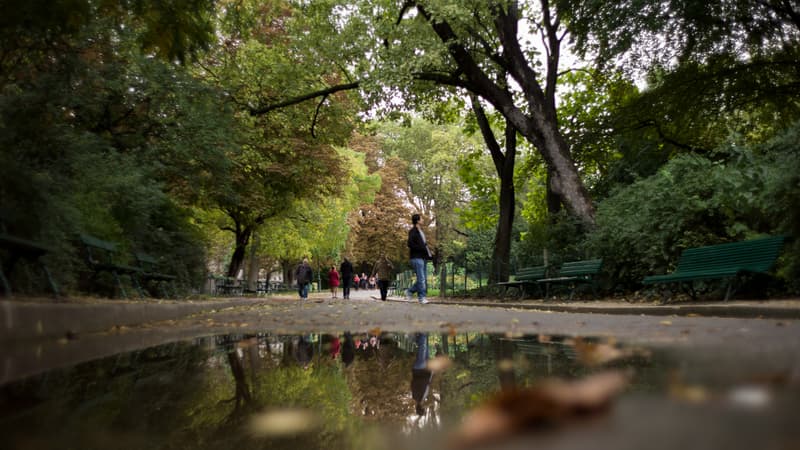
371 252 394 301
340 257 354 300
294 257 313 300
406 213 431 304
328 265 340 299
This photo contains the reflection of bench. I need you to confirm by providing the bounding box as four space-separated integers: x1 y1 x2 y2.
0 210 59 298
492 265 548 299
135 253 178 298
539 259 603 300
642 236 786 301
80 234 143 298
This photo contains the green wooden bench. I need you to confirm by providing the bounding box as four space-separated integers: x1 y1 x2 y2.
135 252 178 298
538 258 603 300
642 235 786 301
492 265 549 299
0 210 59 298
80 234 144 299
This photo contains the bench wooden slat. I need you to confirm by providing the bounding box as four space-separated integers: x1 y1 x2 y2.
0 210 59 298
642 235 786 301
135 252 178 298
538 259 603 300
493 265 548 299
80 234 143 298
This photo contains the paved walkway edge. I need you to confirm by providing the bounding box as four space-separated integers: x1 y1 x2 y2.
1 299 267 342
432 299 800 320
3 297 798 342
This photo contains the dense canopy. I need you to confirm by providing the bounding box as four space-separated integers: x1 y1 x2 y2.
1 0 798 298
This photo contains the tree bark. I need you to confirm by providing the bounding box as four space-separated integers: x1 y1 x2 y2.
246 233 260 291
471 97 516 283
226 221 253 278
492 125 516 283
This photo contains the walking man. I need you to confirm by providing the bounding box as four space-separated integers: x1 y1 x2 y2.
371 252 394 301
340 257 354 300
406 213 431 304
295 257 313 300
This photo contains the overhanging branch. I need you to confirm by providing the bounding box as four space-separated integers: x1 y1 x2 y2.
249 82 360 116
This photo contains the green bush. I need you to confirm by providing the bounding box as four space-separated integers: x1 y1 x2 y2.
587 123 800 293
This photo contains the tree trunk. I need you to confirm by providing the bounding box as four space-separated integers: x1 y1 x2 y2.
546 168 562 215
246 233 260 291
472 97 516 284
491 125 516 283
227 225 253 278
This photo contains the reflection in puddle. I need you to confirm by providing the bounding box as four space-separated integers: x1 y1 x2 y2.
0 332 796 450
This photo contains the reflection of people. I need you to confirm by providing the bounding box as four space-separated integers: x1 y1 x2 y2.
371 252 394 301
406 213 430 304
294 258 313 300
327 334 341 359
411 333 433 416
328 265 340 299
342 331 355 367
340 257 353 300
295 335 313 369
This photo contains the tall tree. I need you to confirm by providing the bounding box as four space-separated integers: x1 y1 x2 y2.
197 0 359 276
375 119 475 264
247 0 598 225
345 134 412 266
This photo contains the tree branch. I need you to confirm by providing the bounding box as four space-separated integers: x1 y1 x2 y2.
249 82 360 116
470 95 506 176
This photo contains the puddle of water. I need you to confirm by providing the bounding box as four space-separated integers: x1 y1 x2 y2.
0 332 797 450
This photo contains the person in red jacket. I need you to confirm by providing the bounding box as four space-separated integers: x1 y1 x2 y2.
328 265 340 299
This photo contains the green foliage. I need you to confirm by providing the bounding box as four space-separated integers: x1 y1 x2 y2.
586 123 800 291
0 8 229 293
375 119 477 260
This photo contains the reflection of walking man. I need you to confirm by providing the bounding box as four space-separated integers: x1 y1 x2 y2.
406 213 430 304
411 333 432 416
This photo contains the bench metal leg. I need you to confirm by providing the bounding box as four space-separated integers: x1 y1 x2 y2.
39 262 60 298
112 271 128 298
130 275 145 299
0 264 11 298
723 278 737 302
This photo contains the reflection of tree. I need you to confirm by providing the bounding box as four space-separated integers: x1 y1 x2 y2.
225 351 252 411
344 334 413 423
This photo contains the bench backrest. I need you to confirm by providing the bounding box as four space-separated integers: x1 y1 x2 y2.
515 265 548 281
556 259 603 277
80 234 120 265
135 252 159 270
675 235 785 274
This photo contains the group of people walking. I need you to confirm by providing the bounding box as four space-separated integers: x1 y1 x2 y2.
294 213 432 304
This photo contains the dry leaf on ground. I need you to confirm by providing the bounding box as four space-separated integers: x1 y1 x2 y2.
449 370 630 449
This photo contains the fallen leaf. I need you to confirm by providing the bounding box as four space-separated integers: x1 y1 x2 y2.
450 371 630 449
570 337 626 367
660 320 672 326
727 385 771 409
